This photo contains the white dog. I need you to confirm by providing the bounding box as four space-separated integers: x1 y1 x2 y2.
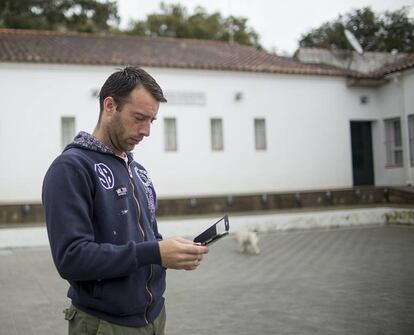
234 229 260 254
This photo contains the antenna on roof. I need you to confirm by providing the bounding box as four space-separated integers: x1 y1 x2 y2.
344 29 364 55
343 29 364 71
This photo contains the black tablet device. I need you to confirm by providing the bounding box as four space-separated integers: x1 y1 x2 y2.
193 214 230 246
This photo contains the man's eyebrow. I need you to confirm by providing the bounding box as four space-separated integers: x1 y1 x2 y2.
134 112 157 121
134 111 149 117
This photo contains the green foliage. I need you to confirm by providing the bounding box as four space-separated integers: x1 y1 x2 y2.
5 2 410 53
299 7 414 52
126 3 261 48
0 1 260 47
0 0 119 33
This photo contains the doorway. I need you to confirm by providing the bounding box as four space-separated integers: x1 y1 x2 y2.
350 121 375 186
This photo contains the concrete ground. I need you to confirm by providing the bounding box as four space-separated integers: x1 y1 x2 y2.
0 225 413 335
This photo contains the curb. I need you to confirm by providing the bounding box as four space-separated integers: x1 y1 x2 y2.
0 207 413 249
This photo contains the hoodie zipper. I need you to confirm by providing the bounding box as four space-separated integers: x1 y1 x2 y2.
126 162 145 240
145 265 154 323
126 160 153 324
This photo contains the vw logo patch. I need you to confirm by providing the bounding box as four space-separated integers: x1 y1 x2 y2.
95 163 115 190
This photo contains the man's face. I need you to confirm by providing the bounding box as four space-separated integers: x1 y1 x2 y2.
107 86 159 155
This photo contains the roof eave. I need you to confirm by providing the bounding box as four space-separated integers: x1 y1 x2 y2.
346 76 389 87
0 58 350 77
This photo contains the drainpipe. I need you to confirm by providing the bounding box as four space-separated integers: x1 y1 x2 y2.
393 72 413 186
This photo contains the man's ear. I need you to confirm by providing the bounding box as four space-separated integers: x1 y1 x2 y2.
103 96 117 116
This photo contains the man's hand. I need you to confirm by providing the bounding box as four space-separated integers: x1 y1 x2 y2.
158 237 209 270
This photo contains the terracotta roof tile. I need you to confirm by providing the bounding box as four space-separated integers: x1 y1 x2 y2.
0 28 349 77
372 53 414 76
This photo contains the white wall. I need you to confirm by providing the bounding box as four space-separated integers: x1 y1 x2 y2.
0 63 109 203
0 62 407 203
142 70 358 197
374 69 414 186
402 69 414 185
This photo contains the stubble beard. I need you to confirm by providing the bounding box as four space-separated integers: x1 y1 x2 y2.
107 114 132 155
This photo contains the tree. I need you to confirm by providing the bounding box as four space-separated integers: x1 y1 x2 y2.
0 0 119 33
126 3 261 48
299 7 414 53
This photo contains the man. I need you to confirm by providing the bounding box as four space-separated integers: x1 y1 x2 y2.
42 67 208 335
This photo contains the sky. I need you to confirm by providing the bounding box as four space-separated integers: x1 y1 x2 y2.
116 0 414 55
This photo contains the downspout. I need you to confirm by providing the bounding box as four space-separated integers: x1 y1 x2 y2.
392 72 413 186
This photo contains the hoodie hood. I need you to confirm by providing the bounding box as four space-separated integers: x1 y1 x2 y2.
66 131 114 154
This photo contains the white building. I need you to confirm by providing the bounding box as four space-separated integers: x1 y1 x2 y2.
0 29 413 205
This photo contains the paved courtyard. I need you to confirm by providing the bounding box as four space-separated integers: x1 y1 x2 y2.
0 225 413 335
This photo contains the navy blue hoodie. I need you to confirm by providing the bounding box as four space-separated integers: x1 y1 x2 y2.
42 131 166 327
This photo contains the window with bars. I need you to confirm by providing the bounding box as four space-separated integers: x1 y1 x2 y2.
254 118 267 150
408 114 414 166
384 118 403 167
61 117 75 150
164 118 177 151
210 118 223 151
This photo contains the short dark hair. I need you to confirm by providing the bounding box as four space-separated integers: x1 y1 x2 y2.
98 66 167 118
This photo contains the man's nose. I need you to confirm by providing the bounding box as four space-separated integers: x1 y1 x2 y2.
139 121 151 137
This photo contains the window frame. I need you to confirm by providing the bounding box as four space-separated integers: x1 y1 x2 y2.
61 116 76 151
384 118 403 167
164 117 178 152
210 118 224 151
408 114 414 166
254 118 267 151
